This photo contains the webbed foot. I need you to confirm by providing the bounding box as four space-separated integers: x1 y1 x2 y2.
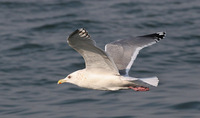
128 86 149 91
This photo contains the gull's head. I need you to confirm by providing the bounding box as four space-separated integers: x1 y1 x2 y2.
57 71 80 85
57 74 73 84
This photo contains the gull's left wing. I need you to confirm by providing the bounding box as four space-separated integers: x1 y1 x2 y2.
67 28 119 75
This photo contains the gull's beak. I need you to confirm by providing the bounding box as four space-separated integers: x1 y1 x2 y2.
57 79 66 84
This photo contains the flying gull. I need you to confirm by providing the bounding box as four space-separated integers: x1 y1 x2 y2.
58 28 166 91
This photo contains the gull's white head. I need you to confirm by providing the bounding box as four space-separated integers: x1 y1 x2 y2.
57 70 81 85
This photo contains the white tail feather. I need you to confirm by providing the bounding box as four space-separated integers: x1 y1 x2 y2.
121 76 159 87
139 77 159 87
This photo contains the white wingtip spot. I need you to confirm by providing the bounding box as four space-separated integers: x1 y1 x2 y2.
157 32 164 35
156 32 166 37
79 28 84 31
78 28 90 39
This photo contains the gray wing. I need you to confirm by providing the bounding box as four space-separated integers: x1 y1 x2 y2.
67 28 119 75
105 32 166 75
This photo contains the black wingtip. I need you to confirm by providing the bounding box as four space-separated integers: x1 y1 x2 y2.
68 28 89 38
140 32 166 42
78 28 90 38
154 32 166 42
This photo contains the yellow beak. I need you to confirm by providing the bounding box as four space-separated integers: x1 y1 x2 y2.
57 79 66 84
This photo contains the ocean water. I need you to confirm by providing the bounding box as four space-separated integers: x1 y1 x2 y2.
1 0 200 118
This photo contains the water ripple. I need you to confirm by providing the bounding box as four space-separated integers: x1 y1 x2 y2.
50 98 99 105
1 0 200 118
170 101 200 111
9 43 43 51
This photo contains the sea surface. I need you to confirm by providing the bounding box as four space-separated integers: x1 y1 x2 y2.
1 0 200 118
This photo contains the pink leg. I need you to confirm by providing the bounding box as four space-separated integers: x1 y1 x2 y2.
128 86 149 91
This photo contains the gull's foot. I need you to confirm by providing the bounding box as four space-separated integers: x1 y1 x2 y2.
128 86 149 91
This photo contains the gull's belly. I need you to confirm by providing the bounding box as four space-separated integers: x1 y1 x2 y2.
78 73 130 90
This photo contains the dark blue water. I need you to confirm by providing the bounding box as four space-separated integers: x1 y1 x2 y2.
1 0 200 118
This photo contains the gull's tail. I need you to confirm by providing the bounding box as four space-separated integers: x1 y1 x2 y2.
139 77 159 87
122 76 159 87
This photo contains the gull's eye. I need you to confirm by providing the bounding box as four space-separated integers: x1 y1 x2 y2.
68 75 71 79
